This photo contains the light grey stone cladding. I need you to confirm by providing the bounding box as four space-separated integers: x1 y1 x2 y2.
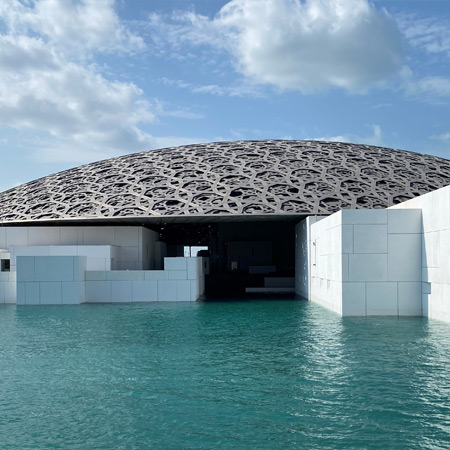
296 209 423 317
390 184 450 322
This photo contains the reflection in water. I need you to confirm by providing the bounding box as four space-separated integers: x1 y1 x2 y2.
0 301 450 449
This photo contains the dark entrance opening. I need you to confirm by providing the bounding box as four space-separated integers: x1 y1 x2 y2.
154 220 296 298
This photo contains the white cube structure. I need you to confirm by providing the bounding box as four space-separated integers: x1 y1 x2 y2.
17 256 86 305
296 209 422 317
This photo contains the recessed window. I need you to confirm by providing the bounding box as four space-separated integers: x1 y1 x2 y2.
1 259 10 272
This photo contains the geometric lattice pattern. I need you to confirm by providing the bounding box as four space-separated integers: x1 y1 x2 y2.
1 140 450 223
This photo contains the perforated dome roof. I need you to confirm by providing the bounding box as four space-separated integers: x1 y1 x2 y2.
1 140 449 224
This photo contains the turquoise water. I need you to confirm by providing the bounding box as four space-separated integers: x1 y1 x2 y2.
1 301 450 450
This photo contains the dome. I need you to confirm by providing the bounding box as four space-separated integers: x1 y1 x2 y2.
1 140 449 224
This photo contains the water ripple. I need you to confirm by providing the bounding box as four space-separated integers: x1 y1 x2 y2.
0 302 450 449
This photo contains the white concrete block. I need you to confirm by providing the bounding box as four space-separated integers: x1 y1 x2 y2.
29 227 60 246
426 267 441 284
49 246 78 256
145 270 167 281
78 246 111 259
390 194 424 211
431 187 450 232
422 282 432 294
366 282 398 315
16 282 25 305
0 252 10 261
322 211 341 229
132 281 158 302
25 282 40 305
349 254 387 282
83 227 115 245
118 246 139 262
439 230 450 285
111 281 132 302
110 246 120 260
85 271 107 281
157 280 177 301
17 257 35 282
342 225 354 254
387 234 421 282
85 281 112 303
421 191 434 233
388 209 422 234
114 261 138 270
106 271 144 281
168 270 187 280
429 283 443 318
176 280 192 301
0 272 10 282
62 282 83 304
187 258 198 280
423 231 440 268
190 279 200 300
422 294 429 317
0 228 6 248
60 227 79 245
35 256 74 282
73 256 86 281
4 282 15 303
86 259 108 271
354 224 388 254
13 245 50 258
398 282 422 316
6 228 28 246
164 257 187 271
40 282 62 305
342 282 366 316
114 227 140 247
342 209 387 225
441 285 450 314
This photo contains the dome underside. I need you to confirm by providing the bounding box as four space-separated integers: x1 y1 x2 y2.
1 140 450 223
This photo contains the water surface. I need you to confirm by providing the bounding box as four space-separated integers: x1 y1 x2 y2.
1 300 450 449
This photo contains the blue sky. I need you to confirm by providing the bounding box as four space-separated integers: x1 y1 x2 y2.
0 0 449 191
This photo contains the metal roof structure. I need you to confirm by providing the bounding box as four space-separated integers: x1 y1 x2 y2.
1 140 450 224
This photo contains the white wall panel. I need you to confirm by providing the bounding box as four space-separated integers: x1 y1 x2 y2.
366 282 398 315
348 254 388 282
111 281 132 302
301 208 422 317
390 185 450 322
353 225 387 253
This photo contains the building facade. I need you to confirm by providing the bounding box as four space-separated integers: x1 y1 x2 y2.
0 140 449 322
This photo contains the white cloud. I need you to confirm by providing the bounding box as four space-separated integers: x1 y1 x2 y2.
162 77 264 98
0 0 157 164
0 0 145 55
431 132 450 143
152 98 203 119
152 0 403 93
313 124 384 146
402 75 450 103
398 14 450 58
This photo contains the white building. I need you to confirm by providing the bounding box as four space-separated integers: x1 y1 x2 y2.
0 140 449 323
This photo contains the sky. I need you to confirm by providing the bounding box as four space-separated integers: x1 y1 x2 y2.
0 0 449 191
